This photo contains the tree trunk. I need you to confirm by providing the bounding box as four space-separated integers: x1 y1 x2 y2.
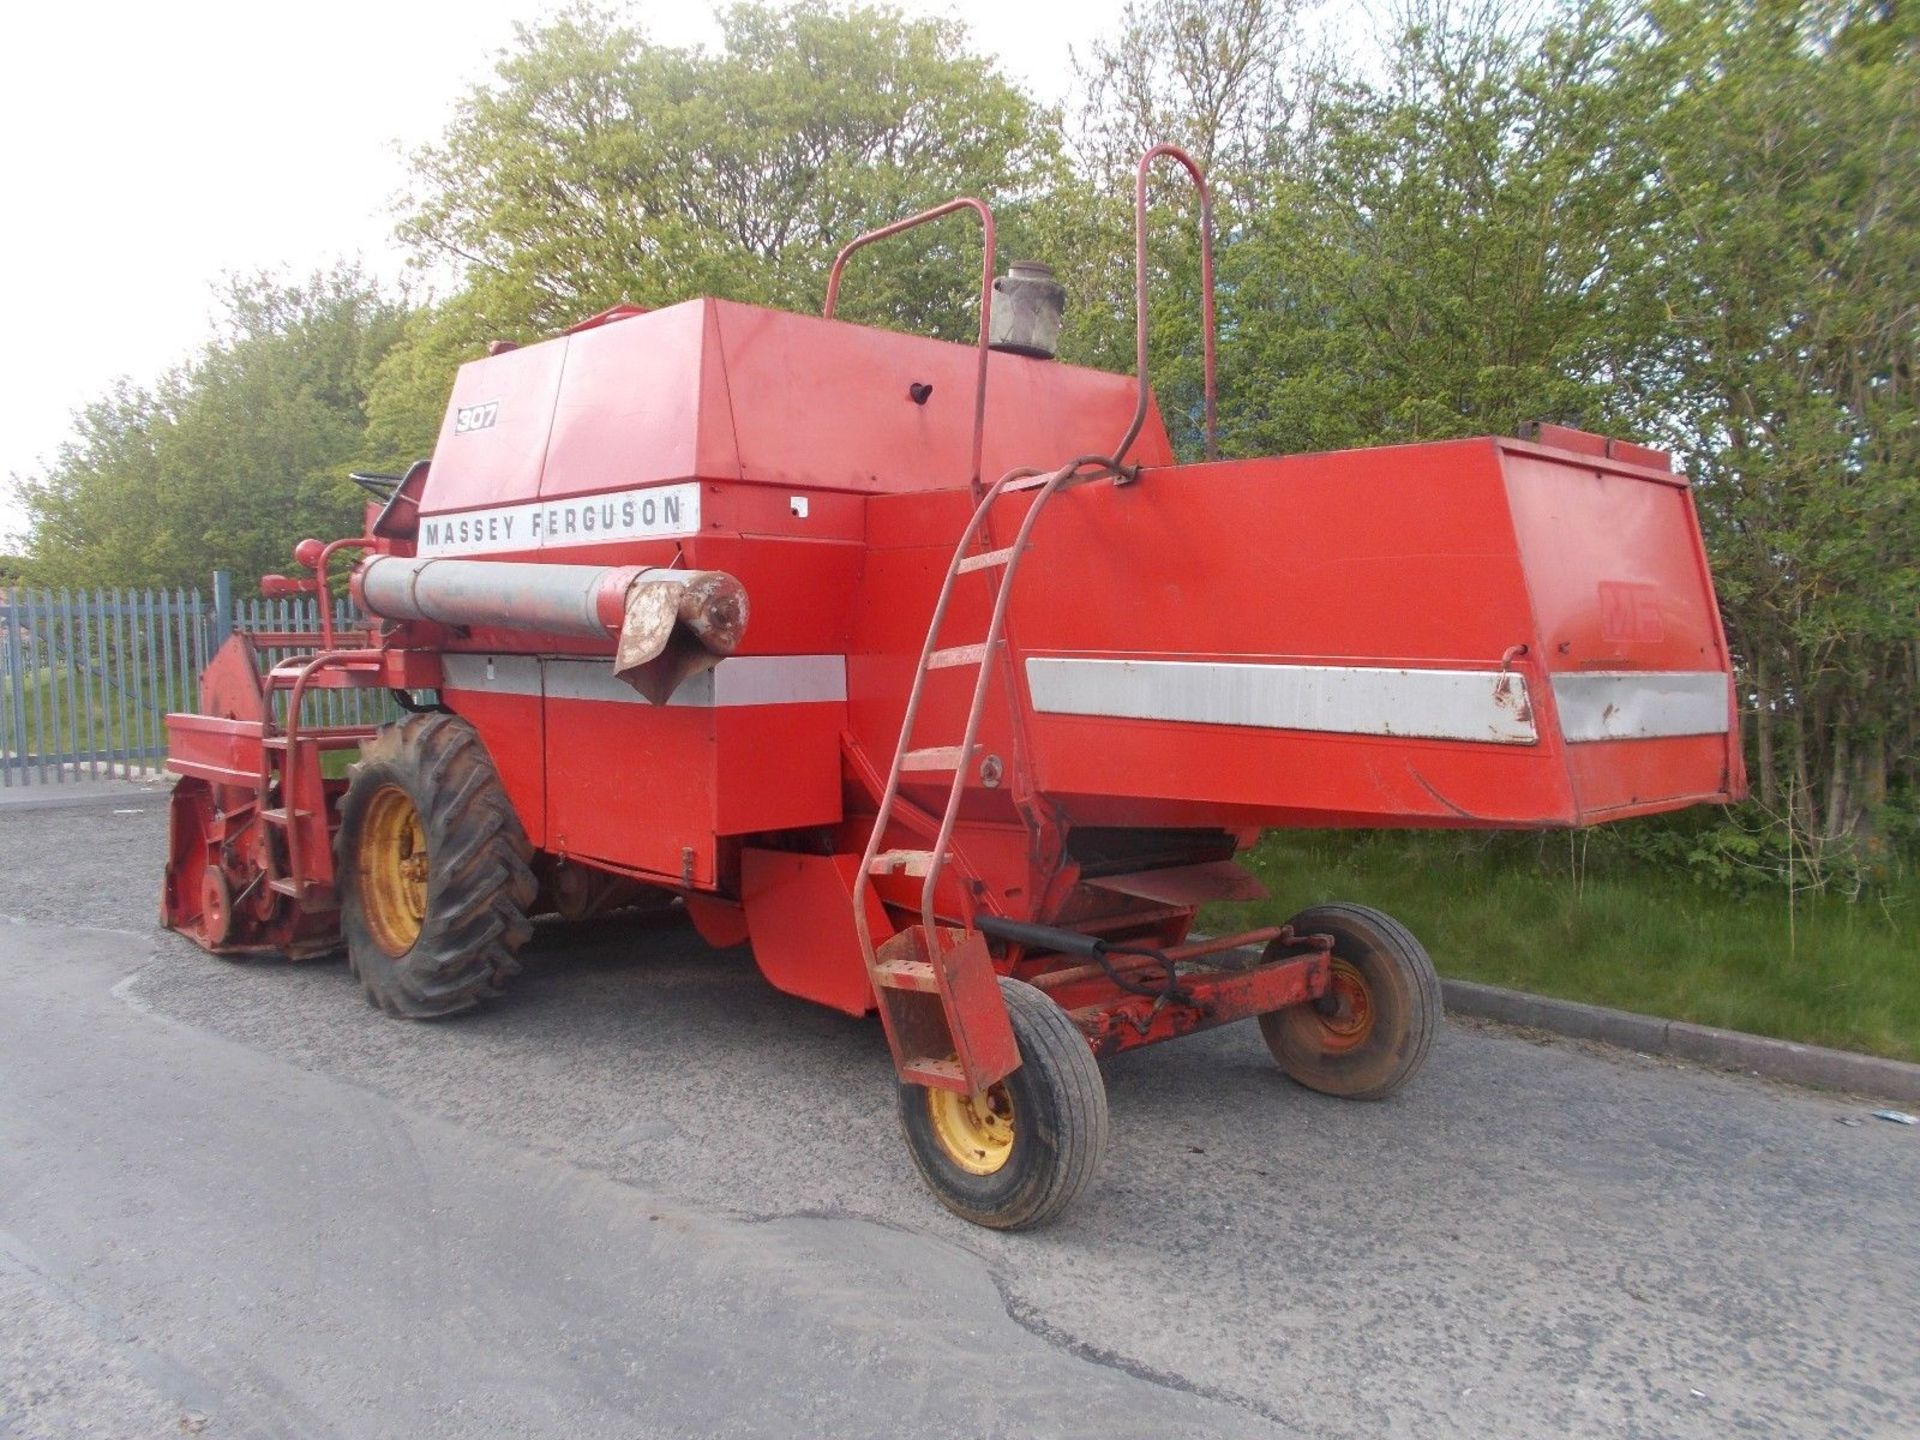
1823 723 1851 845
1753 652 1777 809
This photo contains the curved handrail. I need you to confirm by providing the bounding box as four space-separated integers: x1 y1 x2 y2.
310 536 375 651
824 197 997 492
1112 144 1218 470
277 647 386 897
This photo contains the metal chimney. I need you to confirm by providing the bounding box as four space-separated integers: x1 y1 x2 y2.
988 260 1066 360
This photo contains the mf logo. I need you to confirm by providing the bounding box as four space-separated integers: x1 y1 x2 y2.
1598 580 1665 644
454 400 500 434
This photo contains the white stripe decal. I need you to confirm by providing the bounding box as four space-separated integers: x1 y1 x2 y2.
417 482 701 556
440 654 541 696
440 653 845 707
708 656 847 707
1549 671 1729 743
545 656 845 707
1025 658 1538 745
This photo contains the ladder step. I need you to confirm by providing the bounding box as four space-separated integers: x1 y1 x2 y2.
872 958 941 994
928 642 992 669
957 547 1014 574
259 807 311 826
263 734 368 751
898 1057 969 1090
901 745 974 772
267 657 381 674
267 877 340 912
869 848 943 877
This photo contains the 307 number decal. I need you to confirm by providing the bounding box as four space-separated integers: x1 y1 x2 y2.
454 400 500 434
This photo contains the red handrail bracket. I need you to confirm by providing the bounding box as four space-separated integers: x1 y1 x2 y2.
1113 144 1219 476
823 198 998 494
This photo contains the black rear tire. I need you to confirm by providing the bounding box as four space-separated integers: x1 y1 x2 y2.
1259 903 1440 1099
898 977 1108 1229
336 713 535 1019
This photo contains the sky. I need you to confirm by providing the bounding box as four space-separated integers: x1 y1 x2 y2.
0 0 1125 536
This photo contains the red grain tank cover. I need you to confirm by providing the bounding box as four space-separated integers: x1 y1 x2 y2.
417 297 1174 530
930 434 1745 830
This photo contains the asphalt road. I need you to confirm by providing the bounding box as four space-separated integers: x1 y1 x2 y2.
1 799 1915 1439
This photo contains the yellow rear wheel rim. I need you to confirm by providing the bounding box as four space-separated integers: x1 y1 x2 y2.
925 1082 1016 1175
359 784 428 956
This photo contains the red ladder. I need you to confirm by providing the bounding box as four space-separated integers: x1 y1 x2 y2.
851 454 1116 1093
255 650 385 907
837 143 1220 1094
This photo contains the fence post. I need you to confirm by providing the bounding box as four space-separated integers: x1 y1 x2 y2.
2 590 22 787
211 570 233 648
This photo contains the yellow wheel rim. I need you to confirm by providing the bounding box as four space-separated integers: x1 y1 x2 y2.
359 784 428 956
925 1083 1016 1175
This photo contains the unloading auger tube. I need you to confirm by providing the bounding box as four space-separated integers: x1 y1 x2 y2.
353 554 749 703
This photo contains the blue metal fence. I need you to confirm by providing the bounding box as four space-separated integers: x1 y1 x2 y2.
0 574 398 786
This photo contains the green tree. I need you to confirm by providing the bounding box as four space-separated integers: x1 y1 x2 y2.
1223 0 1660 456
396 1 1058 339
359 301 493 473
14 265 407 589
1041 0 1307 447
1625 0 1920 873
369 1 1064 466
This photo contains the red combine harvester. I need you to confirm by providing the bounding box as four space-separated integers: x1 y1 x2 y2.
163 148 1743 1228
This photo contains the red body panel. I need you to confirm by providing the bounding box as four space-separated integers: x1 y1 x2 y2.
538 303 729 501
439 683 547 847
1499 443 1745 814
987 440 1741 829
740 849 886 1017
426 298 1174 520
429 339 570 509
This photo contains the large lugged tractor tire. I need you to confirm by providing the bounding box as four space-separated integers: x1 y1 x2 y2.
1259 903 1441 1100
335 713 536 1019
898 977 1109 1230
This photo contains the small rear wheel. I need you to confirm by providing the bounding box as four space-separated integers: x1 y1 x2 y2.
336 713 536 1019
1260 903 1440 1100
898 977 1108 1230
199 867 234 949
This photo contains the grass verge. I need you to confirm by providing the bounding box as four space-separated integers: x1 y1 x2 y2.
1207 831 1919 1064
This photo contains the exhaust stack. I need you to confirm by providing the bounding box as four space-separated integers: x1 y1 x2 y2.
988 260 1066 360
